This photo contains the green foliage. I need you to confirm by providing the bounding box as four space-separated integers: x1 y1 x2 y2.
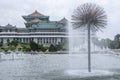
40 45 48 52
62 43 69 51
92 38 112 49
114 34 120 41
107 34 120 49
93 34 120 49
21 43 30 52
23 47 31 52
0 43 2 47
8 46 16 51
18 48 22 51
4 48 8 52
100 39 109 49
0 39 68 52
0 41 3 47
29 41 39 51
109 40 120 49
49 44 57 52
10 40 19 47
56 44 62 51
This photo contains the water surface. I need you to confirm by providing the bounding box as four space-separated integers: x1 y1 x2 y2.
0 53 120 80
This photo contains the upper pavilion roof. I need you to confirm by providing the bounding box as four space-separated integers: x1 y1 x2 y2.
58 18 68 26
23 10 49 18
22 10 49 22
0 23 16 29
5 23 13 27
59 18 68 24
28 10 44 17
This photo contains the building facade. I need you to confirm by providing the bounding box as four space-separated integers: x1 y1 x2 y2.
0 10 68 45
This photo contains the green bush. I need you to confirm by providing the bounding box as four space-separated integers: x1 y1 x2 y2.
10 40 19 47
30 41 39 51
8 46 16 51
49 44 57 52
41 45 48 52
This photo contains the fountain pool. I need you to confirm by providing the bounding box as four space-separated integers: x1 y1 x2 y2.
0 53 120 80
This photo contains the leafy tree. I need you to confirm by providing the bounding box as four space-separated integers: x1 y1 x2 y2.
40 45 48 52
114 34 120 41
49 44 57 52
56 44 62 51
10 40 19 47
37 44 48 52
18 48 22 51
0 41 3 47
105 38 112 49
109 40 120 49
8 46 16 51
29 41 39 51
23 47 31 52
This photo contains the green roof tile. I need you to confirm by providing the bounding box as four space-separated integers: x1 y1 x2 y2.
31 21 63 28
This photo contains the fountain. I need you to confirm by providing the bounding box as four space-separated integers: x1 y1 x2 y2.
69 22 101 54
41 17 118 80
38 3 120 80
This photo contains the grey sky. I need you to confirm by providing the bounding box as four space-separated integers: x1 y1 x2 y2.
0 0 119 39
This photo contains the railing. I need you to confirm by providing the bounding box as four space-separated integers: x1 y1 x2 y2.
0 32 68 34
0 31 96 38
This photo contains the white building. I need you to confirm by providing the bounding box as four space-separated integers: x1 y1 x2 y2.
0 10 68 45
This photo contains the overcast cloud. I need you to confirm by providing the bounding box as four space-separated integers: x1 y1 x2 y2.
0 0 120 39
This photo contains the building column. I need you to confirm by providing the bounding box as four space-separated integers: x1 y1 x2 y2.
45 38 46 44
57 38 61 44
21 38 23 43
10 38 13 42
49 38 51 44
48 38 50 44
42 38 44 44
53 38 55 44
34 38 37 43
37 38 39 44
3 38 7 43
24 38 26 43
26 38 28 43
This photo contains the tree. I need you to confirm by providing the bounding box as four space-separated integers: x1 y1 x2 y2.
40 45 48 52
110 40 120 49
10 40 19 47
49 44 57 52
105 38 112 49
0 41 3 47
29 41 39 51
56 44 62 51
114 34 120 41
8 46 16 51
72 3 107 72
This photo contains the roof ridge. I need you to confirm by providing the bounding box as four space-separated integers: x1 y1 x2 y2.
5 23 13 27
29 10 44 17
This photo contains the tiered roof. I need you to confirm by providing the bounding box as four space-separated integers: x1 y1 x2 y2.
0 23 16 29
59 18 68 25
22 10 68 29
29 10 44 17
5 23 12 27
22 10 49 22
0 10 68 31
32 21 63 29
